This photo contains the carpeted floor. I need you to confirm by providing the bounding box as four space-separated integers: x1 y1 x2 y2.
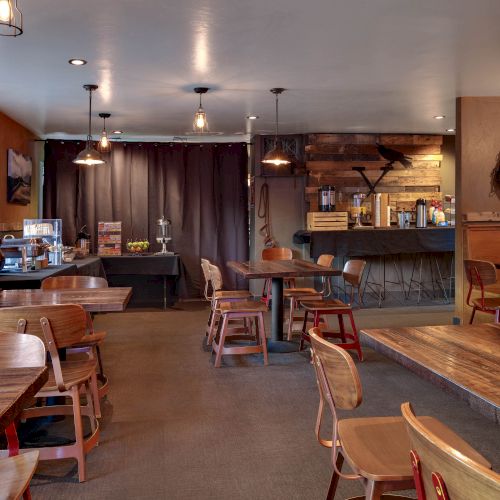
28 302 499 499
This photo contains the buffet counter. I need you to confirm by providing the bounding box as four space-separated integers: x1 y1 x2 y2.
0 263 79 289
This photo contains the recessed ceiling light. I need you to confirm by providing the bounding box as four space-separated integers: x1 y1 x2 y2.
433 115 445 120
247 115 259 120
68 58 87 66
446 128 455 133
112 130 123 134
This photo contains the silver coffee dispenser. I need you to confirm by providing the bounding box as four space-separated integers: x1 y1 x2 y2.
416 199 427 228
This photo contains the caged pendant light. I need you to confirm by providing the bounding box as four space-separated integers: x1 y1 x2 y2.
73 84 106 166
0 0 22 37
193 87 209 133
98 113 111 153
261 88 296 166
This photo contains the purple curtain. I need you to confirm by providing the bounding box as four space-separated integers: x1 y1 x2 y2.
43 140 249 296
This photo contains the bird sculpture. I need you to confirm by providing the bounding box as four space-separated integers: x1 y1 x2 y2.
376 143 413 168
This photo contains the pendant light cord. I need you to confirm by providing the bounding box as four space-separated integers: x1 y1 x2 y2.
274 93 279 144
87 88 93 143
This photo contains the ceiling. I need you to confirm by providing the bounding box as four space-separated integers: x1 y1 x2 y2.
2 0 500 141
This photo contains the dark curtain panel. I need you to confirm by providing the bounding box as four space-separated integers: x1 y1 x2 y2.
43 140 249 296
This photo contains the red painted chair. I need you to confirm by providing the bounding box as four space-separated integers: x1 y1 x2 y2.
402 402 499 500
464 259 500 323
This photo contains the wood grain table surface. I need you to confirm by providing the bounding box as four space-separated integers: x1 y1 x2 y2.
360 323 500 423
0 366 48 431
0 287 132 312
227 259 341 279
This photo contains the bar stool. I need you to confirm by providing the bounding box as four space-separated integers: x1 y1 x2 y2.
406 252 450 304
206 263 252 344
298 299 363 361
212 301 269 367
283 254 334 340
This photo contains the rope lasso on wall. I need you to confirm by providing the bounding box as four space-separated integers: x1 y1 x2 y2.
257 181 278 248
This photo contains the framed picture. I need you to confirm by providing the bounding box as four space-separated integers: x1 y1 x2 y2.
7 148 32 205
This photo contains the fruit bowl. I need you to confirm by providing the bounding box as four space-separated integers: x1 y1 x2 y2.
126 240 150 254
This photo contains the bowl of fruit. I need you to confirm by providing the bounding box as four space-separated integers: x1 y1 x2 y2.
126 240 150 254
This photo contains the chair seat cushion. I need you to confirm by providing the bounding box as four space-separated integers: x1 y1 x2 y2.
39 359 97 392
472 297 500 309
284 288 321 297
338 416 491 482
219 301 267 313
300 299 350 310
214 290 251 299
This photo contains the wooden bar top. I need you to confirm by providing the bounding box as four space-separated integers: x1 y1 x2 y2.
0 287 132 312
227 259 341 279
360 324 500 423
0 366 48 430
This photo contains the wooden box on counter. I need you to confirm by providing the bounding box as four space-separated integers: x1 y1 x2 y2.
306 211 348 231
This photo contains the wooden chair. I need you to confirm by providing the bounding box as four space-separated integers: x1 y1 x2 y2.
41 274 109 398
200 258 213 301
309 330 491 500
401 402 499 500
342 259 366 306
261 247 295 307
0 305 100 482
299 299 363 361
0 333 43 500
206 263 252 345
212 301 268 368
464 259 500 323
283 254 334 341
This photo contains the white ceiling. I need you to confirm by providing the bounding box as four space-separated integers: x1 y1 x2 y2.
2 0 500 141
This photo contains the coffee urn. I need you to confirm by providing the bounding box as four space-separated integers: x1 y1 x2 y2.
318 185 335 212
416 199 427 228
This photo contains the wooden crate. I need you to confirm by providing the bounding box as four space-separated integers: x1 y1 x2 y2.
307 212 348 231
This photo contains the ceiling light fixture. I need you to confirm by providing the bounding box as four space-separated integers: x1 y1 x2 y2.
73 84 106 166
433 115 445 120
247 115 259 120
446 128 455 133
98 113 111 153
262 88 295 166
193 87 209 133
112 130 123 134
0 0 22 37
69 58 87 66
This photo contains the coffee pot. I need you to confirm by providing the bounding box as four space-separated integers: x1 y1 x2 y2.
416 199 427 228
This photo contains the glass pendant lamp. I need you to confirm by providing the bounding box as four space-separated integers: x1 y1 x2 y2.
98 113 111 153
0 0 22 37
193 87 209 133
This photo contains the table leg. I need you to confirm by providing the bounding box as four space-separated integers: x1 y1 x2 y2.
271 277 284 341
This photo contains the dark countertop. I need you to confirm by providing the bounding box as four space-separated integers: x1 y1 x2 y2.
0 263 78 289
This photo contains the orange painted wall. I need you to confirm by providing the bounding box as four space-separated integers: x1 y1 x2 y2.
0 111 38 225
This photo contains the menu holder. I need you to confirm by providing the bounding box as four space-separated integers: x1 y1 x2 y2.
97 221 122 256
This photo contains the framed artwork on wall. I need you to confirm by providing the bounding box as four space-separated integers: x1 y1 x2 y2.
7 148 32 205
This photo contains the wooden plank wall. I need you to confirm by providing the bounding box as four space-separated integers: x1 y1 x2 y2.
305 134 444 216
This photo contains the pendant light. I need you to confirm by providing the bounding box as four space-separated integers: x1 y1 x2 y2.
73 84 106 166
193 87 209 133
262 88 295 166
98 113 111 153
0 0 22 36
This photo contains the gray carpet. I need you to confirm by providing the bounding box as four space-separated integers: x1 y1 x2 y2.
29 302 499 499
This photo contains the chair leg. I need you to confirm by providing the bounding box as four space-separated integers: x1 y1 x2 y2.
327 452 344 500
365 479 384 500
85 381 97 434
71 385 87 482
258 313 269 366
205 309 213 336
207 309 220 345
300 311 309 351
348 311 363 362
469 307 477 324
214 315 229 368
287 297 295 341
338 314 346 343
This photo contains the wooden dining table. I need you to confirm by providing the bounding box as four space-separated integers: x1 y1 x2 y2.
0 287 132 312
360 323 500 423
228 259 341 347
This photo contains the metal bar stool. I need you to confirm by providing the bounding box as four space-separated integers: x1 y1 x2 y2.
298 299 363 361
212 301 269 367
406 252 449 304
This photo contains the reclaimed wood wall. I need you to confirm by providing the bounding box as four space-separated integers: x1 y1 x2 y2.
305 133 444 215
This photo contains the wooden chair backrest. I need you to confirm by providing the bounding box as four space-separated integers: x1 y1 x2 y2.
402 402 500 500
41 275 108 290
208 263 223 291
343 259 366 287
261 247 293 261
310 329 362 410
0 332 45 368
317 254 334 268
200 258 212 282
463 260 497 287
465 224 500 263
0 305 87 349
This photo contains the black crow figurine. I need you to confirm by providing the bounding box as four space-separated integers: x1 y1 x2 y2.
376 143 413 168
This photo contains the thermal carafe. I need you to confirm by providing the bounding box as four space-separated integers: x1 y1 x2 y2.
416 199 427 228
318 185 332 212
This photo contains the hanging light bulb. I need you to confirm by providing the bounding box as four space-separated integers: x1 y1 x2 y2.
73 84 106 166
262 88 296 166
98 113 112 153
0 0 22 36
193 87 209 133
